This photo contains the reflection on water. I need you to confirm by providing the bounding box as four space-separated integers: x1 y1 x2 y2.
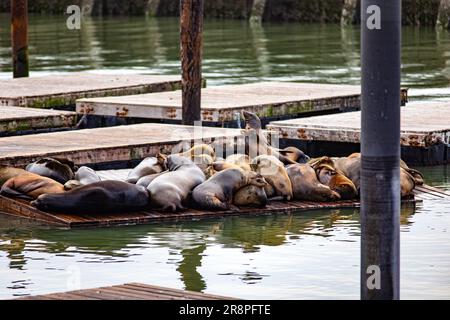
1 15 450 101
0 166 449 299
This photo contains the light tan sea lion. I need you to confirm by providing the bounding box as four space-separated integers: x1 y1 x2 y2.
400 168 416 198
1 172 65 200
286 164 341 202
147 155 205 211
126 153 167 184
0 166 28 186
64 166 102 190
279 146 310 164
250 155 293 201
136 172 166 188
225 154 252 171
233 185 268 207
192 168 267 210
178 144 216 160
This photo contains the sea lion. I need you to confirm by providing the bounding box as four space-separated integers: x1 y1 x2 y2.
26 158 75 184
32 181 149 214
212 161 242 172
126 153 167 184
233 185 268 208
225 154 252 171
279 146 310 164
192 154 215 179
0 166 28 186
286 164 341 202
1 172 65 200
241 111 297 165
147 155 205 211
400 168 416 198
136 172 166 188
309 157 357 200
401 159 424 186
178 144 215 160
192 168 267 210
250 155 293 201
64 166 102 190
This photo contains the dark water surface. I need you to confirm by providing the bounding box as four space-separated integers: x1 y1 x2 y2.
0 15 449 299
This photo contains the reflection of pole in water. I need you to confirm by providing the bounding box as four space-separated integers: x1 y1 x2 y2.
250 20 270 78
144 15 167 66
340 25 360 82
80 16 103 69
176 244 207 292
436 27 450 83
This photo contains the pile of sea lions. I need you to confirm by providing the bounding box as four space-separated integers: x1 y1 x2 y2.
0 111 424 214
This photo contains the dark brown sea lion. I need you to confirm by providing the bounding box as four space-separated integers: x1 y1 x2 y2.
250 155 293 201
26 158 75 184
1 172 65 200
126 153 167 184
286 164 341 202
192 168 267 210
147 155 205 211
309 157 357 200
31 180 149 214
233 185 268 208
0 166 28 186
279 146 310 164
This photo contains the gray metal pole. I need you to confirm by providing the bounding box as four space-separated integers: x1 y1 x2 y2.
361 0 401 300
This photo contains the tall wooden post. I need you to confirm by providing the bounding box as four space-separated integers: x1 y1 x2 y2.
361 0 401 300
180 0 204 125
11 0 29 78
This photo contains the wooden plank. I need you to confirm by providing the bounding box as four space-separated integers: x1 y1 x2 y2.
267 103 450 148
14 283 235 300
76 82 409 123
0 123 242 167
0 73 182 109
0 106 77 134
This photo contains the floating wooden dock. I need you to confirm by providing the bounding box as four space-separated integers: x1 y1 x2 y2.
267 103 450 165
0 106 77 136
0 123 241 167
15 283 233 300
0 73 182 110
0 194 420 229
76 82 409 126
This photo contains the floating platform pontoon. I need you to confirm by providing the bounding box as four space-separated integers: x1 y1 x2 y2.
15 283 233 300
267 103 450 165
0 73 182 110
76 82 409 126
0 106 77 136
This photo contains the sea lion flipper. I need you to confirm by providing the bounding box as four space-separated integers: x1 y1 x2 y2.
0 184 34 201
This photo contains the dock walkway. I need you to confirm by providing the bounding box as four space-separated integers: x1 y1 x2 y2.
0 73 182 110
15 283 233 300
267 103 450 165
76 82 409 125
0 106 77 136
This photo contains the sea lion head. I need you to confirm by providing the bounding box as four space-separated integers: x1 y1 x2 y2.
156 153 168 171
242 111 262 130
166 154 194 171
245 171 267 188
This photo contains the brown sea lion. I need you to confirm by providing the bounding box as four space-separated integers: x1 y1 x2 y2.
1 172 65 200
212 161 242 172
192 154 215 179
286 164 340 202
400 168 416 198
401 159 424 186
192 168 267 210
26 158 75 184
309 157 357 200
279 146 310 164
126 153 167 184
178 144 216 160
147 155 205 211
32 181 149 214
0 166 28 186
250 155 293 201
233 185 268 208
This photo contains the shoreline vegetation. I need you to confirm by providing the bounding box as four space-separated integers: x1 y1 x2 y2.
0 0 448 28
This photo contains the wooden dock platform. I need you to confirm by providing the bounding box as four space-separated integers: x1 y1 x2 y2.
0 194 420 229
0 123 241 167
76 82 409 126
267 103 450 165
0 73 182 110
0 106 77 136
15 283 233 300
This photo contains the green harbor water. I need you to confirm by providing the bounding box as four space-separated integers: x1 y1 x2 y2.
0 15 449 299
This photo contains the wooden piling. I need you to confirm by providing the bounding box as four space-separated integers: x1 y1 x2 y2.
250 0 267 23
180 0 204 125
11 0 29 78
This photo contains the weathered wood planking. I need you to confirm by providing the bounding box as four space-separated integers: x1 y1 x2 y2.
0 106 77 135
0 123 242 167
0 73 182 109
76 82 409 123
0 194 420 229
15 283 234 300
267 103 450 148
